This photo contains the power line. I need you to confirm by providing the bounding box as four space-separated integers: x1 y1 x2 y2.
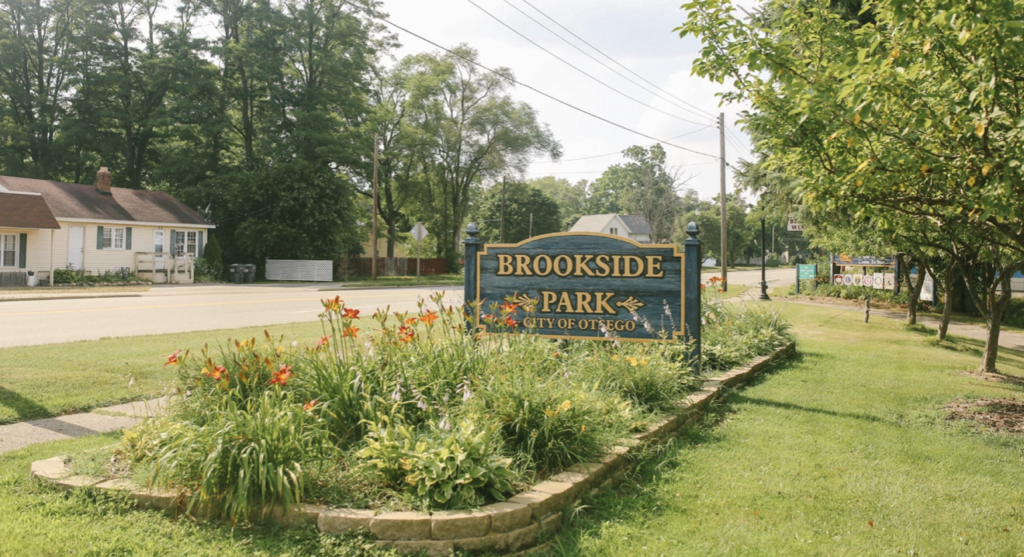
501 0 713 123
528 160 718 176
725 128 750 154
520 0 716 120
465 0 709 128
531 125 713 163
359 8 720 160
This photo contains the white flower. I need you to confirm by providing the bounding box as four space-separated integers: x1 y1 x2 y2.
439 415 450 431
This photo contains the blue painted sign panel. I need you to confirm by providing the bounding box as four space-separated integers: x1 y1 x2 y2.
474 233 684 342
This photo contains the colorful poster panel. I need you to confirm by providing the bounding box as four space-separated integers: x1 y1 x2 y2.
873 274 884 289
883 273 895 290
833 274 844 285
843 274 854 286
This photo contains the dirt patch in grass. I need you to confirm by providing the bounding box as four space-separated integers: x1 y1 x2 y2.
945 398 1024 433
963 370 1024 386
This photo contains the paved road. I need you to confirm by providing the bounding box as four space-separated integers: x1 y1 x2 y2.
0 269 794 348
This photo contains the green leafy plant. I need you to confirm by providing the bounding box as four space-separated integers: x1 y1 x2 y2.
357 419 516 510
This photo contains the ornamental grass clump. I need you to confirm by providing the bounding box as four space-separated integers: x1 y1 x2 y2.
698 284 793 373
116 292 724 518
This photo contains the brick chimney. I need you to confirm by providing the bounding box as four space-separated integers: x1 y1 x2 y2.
96 167 112 194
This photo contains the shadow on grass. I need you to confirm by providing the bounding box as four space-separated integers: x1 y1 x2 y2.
729 394 887 424
904 323 1024 376
543 355 799 557
0 387 51 422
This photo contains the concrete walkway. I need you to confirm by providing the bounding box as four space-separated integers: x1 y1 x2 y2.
0 397 168 454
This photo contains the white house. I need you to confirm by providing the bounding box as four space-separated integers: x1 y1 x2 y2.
569 214 653 243
0 168 215 286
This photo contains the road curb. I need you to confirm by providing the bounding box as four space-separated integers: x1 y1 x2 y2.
0 294 145 303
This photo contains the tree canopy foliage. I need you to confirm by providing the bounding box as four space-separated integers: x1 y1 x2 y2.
678 0 1024 371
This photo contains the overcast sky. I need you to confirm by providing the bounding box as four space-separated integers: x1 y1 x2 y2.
381 0 756 203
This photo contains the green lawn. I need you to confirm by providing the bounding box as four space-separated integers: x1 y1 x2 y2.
547 303 1024 556
0 319 371 425
2 302 1023 555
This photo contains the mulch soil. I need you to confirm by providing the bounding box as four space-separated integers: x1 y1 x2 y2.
945 398 1024 434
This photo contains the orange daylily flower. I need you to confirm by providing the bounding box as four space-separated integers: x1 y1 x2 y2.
317 335 332 348
404 317 419 326
504 316 517 328
397 325 415 343
204 365 229 381
322 296 342 312
165 350 182 366
499 302 519 313
342 308 360 319
420 311 439 325
303 400 317 412
270 364 293 386
343 326 359 338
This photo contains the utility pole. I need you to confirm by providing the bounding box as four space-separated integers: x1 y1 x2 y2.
719 112 728 291
372 133 379 281
529 213 533 238
500 177 506 243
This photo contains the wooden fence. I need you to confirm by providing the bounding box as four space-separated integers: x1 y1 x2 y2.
336 257 447 279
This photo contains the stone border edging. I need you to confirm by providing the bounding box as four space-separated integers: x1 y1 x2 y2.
31 341 796 556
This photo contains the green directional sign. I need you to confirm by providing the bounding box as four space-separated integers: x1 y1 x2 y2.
797 264 816 280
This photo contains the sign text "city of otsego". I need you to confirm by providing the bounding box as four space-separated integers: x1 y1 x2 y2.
474 232 684 342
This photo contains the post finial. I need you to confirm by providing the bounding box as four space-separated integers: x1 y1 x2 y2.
466 222 479 237
684 221 701 245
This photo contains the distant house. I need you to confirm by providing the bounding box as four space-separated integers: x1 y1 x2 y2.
569 214 653 243
0 168 215 286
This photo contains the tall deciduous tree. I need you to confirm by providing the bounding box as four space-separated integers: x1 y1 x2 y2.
588 144 686 242
402 45 560 268
469 180 561 243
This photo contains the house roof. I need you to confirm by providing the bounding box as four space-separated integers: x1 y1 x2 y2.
0 176 211 227
570 214 620 233
570 214 652 235
0 191 61 229
619 215 653 235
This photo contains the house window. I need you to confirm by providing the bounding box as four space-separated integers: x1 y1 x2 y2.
609 227 618 235
103 227 126 250
174 231 185 256
1 234 16 268
186 231 198 256
174 231 199 257
154 229 164 253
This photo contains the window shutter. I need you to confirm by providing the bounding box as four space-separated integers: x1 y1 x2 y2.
96 226 104 250
169 230 175 255
126 227 132 250
197 231 204 258
18 234 27 268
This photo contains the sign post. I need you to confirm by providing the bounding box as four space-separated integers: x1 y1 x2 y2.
465 223 701 369
410 222 429 281
796 264 816 294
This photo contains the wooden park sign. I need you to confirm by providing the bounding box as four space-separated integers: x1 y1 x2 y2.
463 223 703 351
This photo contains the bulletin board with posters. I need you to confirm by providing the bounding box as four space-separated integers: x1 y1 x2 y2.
830 254 899 293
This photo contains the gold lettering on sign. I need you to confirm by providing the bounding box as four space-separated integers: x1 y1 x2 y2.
611 255 623 277
623 255 644 278
553 255 572 277
535 254 553 276
573 254 596 277
497 254 514 276
540 291 558 312
515 254 533 276
555 291 575 313
594 292 616 314
575 292 594 313
645 256 664 278
594 254 611 277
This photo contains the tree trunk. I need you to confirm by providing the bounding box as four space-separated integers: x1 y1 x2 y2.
387 219 396 258
938 260 956 341
980 314 1001 373
905 260 927 326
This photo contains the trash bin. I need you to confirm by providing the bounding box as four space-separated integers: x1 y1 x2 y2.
228 264 242 284
244 264 256 283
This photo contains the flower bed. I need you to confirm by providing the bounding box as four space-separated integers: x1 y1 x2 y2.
32 291 793 554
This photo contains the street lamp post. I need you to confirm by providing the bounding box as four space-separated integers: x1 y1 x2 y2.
759 216 771 301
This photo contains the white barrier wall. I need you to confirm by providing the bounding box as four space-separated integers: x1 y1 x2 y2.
265 259 333 282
